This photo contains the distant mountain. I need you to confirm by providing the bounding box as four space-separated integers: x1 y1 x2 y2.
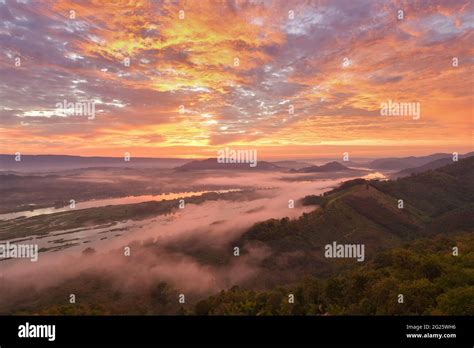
337 160 369 168
290 161 354 173
176 158 281 171
271 160 313 170
0 154 190 172
367 152 474 170
394 154 474 178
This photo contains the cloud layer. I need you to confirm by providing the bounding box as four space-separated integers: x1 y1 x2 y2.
0 0 472 157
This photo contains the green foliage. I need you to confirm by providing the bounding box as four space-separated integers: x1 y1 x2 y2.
436 287 474 315
301 195 325 206
195 233 474 315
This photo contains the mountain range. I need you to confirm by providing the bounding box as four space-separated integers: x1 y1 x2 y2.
394 152 474 177
365 152 474 171
176 158 281 171
3 152 473 173
0 154 189 172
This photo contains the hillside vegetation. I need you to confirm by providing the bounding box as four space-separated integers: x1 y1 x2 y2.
226 157 474 288
196 233 474 315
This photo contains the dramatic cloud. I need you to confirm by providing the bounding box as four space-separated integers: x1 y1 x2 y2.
0 0 472 157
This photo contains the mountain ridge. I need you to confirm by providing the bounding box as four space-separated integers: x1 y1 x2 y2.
290 161 355 173
176 158 281 171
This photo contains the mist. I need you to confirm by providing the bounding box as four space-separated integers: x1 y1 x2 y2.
0 170 355 312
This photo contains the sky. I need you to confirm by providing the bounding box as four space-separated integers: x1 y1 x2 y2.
0 0 473 159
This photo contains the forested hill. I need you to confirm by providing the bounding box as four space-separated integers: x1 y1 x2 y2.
196 233 474 315
195 157 474 315
234 156 474 283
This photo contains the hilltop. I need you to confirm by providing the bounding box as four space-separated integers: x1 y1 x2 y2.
176 158 281 171
290 161 355 173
